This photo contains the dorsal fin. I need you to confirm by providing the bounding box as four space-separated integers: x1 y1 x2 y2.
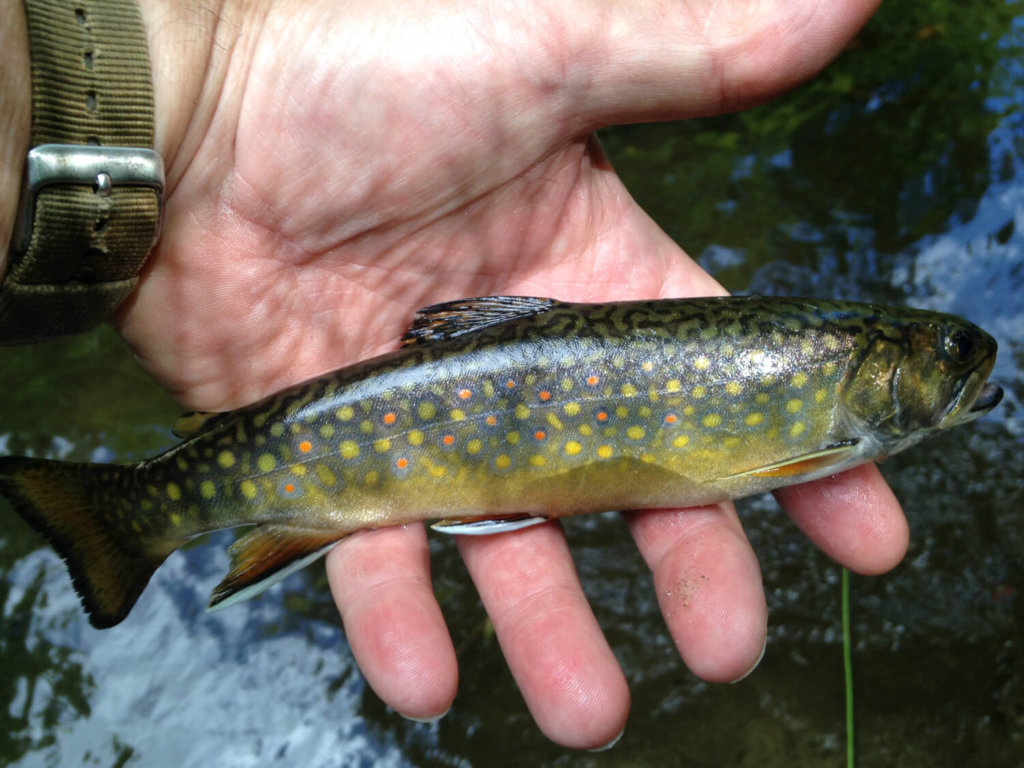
402 295 557 346
172 411 224 439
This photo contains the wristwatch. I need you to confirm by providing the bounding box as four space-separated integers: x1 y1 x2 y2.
0 0 164 344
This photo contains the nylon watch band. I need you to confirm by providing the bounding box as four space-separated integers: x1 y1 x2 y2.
0 0 163 344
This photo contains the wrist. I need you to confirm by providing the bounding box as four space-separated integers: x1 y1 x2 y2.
0 1 30 257
134 0 242 193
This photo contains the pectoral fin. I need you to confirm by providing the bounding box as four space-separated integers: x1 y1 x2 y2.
727 440 862 480
207 525 347 612
431 515 550 535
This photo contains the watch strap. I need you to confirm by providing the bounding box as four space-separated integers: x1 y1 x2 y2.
0 0 162 344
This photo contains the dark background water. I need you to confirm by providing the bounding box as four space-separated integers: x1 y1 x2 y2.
2 1 1023 765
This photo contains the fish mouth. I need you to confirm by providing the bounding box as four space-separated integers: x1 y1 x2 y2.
969 381 1004 413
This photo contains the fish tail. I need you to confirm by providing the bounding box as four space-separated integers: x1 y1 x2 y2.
0 456 172 628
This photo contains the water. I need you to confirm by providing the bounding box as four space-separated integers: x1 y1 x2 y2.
2 2 1023 765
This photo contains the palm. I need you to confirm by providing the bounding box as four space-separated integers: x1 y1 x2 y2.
114 0 900 748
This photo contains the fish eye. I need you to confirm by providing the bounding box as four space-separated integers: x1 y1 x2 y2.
943 329 975 363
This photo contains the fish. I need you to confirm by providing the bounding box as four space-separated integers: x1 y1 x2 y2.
0 295 1004 628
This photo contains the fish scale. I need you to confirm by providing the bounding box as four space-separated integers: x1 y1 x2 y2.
0 295 1002 627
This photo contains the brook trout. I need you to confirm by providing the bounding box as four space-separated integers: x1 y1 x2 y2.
0 296 1003 627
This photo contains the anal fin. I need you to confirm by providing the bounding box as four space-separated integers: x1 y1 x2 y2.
431 514 550 535
727 440 862 480
207 525 347 612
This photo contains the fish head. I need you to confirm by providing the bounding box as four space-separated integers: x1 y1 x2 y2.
840 311 1002 452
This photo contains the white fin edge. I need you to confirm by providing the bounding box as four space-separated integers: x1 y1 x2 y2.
430 516 550 536
205 540 341 613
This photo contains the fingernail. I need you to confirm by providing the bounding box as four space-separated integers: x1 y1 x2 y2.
587 727 625 752
731 635 768 683
401 707 450 724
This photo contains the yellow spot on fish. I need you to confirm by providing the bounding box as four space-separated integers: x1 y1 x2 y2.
258 454 277 472
615 406 629 419
561 378 574 392
374 438 391 453
786 399 803 414
823 361 838 376
723 437 741 449
621 383 638 397
340 440 360 459
626 425 646 440
270 423 285 438
467 439 483 455
596 444 614 459
131 520 143 533
684 405 695 416
529 454 547 467
241 480 258 499
359 420 374 434
791 372 809 388
408 430 425 446
483 380 495 398
641 454 656 463
815 388 828 404
365 470 379 486
564 402 581 417
692 385 707 399
176 457 188 472
564 440 582 456
641 360 655 373
790 421 806 438
725 381 743 396
166 482 182 500
666 379 682 393
451 408 466 421
755 393 771 405
336 406 355 422
506 431 520 445
495 454 512 469
703 413 722 428
579 424 593 436
316 464 337 486
418 402 437 420
745 412 765 427
515 404 530 420
217 450 236 469
672 434 690 448
319 424 335 439
200 480 216 499
695 357 711 371
170 513 182 527
546 413 564 431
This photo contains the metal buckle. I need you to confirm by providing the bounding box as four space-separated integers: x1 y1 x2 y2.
12 143 165 255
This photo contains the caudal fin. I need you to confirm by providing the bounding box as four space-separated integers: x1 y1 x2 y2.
0 456 173 628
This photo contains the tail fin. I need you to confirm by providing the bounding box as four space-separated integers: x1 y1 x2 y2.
0 456 172 628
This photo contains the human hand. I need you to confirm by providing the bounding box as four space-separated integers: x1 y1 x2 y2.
2 0 905 748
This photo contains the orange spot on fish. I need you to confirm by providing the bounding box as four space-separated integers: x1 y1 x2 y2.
539 390 552 401
587 375 600 386
298 440 313 453
664 414 678 424
442 434 455 446
597 411 608 422
396 457 409 469
534 430 546 441
506 380 516 389
383 412 397 425
458 389 472 400
486 415 498 426
284 483 296 493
